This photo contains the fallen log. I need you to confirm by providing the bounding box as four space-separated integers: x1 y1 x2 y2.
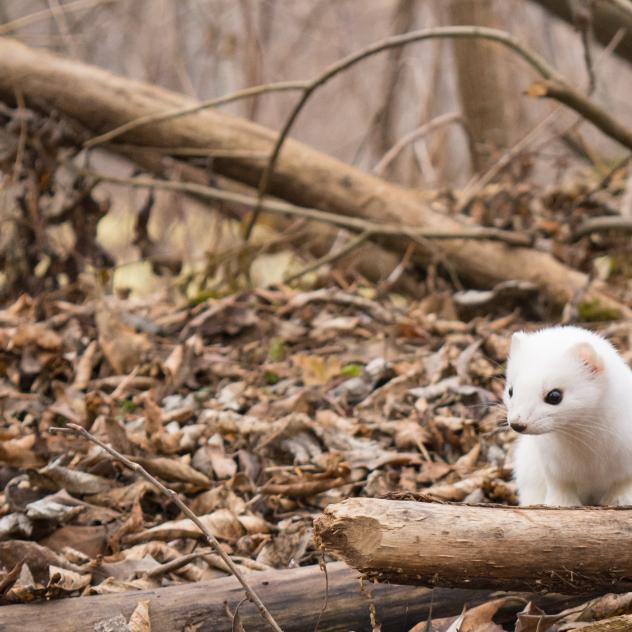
0 561 590 632
314 498 632 594
0 37 628 315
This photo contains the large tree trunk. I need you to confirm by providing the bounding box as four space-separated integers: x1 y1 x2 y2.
0 561 602 631
529 0 632 67
0 36 627 315
447 0 515 170
314 498 632 594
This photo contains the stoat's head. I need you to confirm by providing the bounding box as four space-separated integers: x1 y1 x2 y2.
503 327 607 436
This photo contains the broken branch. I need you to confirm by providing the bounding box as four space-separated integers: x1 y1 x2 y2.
50 423 283 632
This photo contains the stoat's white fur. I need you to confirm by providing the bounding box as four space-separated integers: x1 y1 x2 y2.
505 326 632 506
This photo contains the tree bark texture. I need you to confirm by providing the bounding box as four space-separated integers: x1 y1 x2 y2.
447 0 515 169
0 36 626 315
314 498 632 594
0 561 589 632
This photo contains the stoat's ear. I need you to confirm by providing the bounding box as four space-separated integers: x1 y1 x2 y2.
571 342 603 376
510 332 525 356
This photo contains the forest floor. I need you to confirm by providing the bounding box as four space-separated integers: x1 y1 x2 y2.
2 113 632 629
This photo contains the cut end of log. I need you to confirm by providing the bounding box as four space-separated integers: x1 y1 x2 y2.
314 505 382 570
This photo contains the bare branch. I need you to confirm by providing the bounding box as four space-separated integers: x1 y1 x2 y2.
373 112 465 177
527 79 632 151
243 25 564 240
284 231 371 284
91 172 533 246
0 0 120 35
85 81 307 149
50 423 284 632
572 216 632 240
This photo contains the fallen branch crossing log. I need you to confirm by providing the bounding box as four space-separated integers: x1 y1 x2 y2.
0 37 628 315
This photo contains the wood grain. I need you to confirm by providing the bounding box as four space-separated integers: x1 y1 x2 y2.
314 498 632 593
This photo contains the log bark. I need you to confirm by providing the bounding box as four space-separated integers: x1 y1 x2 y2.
314 498 632 594
0 37 627 315
0 561 589 632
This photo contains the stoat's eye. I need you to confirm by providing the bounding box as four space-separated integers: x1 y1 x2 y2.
508 386 513 398
544 389 563 405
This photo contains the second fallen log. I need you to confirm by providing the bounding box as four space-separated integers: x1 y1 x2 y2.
313 498 632 593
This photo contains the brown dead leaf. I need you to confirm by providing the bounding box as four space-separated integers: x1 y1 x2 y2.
456 597 526 632
87 479 155 510
40 524 108 559
110 498 145 553
96 309 151 374
0 541 79 585
35 461 114 495
131 455 211 487
293 353 341 386
515 601 560 632
394 419 429 451
128 599 151 632
47 564 92 595
126 508 244 544
12 322 63 350
193 433 236 480
73 340 98 390
180 299 257 340
0 433 44 469
425 466 500 502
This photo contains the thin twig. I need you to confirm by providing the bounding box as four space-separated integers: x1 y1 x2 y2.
85 81 307 149
527 79 632 151
284 231 371 284
90 172 533 246
114 144 269 160
0 0 120 35
459 26 627 208
50 423 283 632
373 112 464 176
242 25 564 240
46 0 80 58
572 216 632 240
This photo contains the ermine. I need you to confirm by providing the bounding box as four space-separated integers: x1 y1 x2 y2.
504 325 632 506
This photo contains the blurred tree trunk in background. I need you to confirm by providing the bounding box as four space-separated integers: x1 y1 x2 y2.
529 0 632 67
447 0 513 171
374 0 417 156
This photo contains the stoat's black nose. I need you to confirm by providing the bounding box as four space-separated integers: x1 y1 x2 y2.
510 421 527 433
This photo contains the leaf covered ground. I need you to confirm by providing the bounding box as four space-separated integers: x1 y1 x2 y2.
2 105 632 630
2 281 632 630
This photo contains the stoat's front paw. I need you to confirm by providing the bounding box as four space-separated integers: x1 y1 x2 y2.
603 482 632 506
544 486 581 507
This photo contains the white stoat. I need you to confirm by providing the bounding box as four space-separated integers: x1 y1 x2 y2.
504 325 632 507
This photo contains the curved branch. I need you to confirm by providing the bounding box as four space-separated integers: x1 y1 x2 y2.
0 0 119 35
373 112 465 176
572 216 632 240
85 80 308 148
243 25 564 240
527 79 632 151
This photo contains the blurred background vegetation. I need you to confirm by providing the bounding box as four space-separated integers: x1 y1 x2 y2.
1 0 631 302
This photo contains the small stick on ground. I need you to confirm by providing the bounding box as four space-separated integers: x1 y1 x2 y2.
50 422 284 632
